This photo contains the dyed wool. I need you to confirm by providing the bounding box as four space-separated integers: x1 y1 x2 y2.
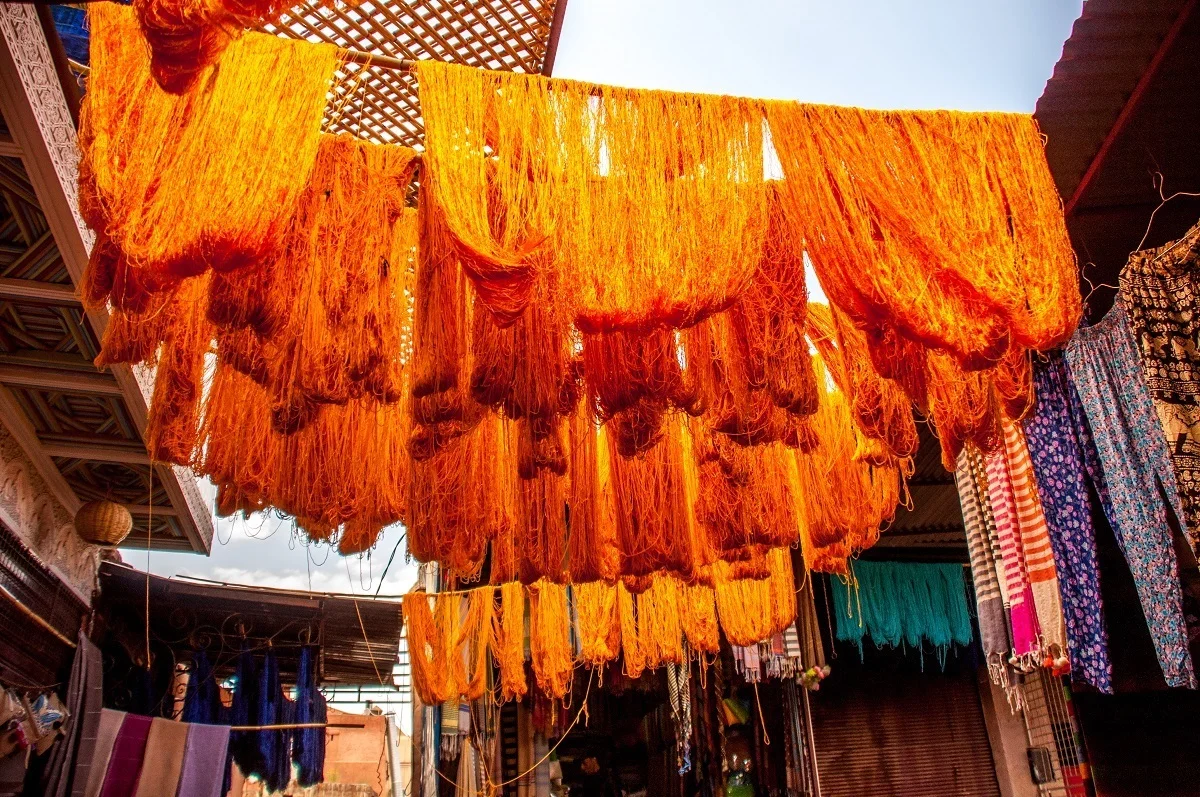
574 582 621 666
830 561 972 657
608 415 701 579
416 60 769 328
460 587 495 701
528 581 574 699
636 577 685 668
134 0 292 93
408 415 515 580
680 583 720 655
767 103 1079 369
793 352 902 573
492 582 529 702
694 434 802 554
617 582 646 679
713 548 796 646
404 592 458 706
81 3 336 278
566 407 621 584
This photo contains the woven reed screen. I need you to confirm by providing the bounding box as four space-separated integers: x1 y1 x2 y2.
263 0 563 146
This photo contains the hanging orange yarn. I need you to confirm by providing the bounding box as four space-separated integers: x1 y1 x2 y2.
617 582 646 679
636 577 685 668
81 3 336 279
459 586 495 700
528 580 574 699
133 0 293 93
713 548 797 646
680 583 720 655
492 581 528 702
694 430 802 555
567 406 620 584
575 582 621 667
404 591 457 706
608 415 701 580
766 102 1079 368
416 60 768 329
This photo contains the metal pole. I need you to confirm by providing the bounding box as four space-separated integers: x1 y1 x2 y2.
802 686 822 797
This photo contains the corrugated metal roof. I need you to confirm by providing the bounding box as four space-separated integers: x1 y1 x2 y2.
98 562 402 684
1036 0 1200 316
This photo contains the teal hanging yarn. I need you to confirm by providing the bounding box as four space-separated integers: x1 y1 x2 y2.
830 561 973 663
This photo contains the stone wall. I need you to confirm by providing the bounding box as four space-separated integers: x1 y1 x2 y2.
0 425 99 602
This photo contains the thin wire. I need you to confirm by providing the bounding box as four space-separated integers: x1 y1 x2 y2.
1136 172 1200 252
354 599 387 686
375 532 407 597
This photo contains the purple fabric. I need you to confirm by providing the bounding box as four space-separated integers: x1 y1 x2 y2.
98 714 152 797
176 723 232 797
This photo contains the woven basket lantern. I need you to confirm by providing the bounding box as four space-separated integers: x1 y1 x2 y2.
74 500 133 547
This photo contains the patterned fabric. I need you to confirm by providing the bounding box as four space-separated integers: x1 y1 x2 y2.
955 450 1009 666
1065 300 1197 689
1120 220 1200 553
985 447 1041 657
1002 420 1067 656
1024 353 1113 693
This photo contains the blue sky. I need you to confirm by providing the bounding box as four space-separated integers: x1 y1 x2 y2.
145 0 1084 593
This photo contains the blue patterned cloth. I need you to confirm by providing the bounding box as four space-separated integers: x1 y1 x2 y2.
1024 352 1113 693
1064 300 1196 689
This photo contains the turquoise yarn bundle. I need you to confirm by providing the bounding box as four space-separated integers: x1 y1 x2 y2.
830 561 973 664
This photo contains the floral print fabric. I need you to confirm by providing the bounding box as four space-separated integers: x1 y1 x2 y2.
1065 300 1196 689
1023 352 1113 693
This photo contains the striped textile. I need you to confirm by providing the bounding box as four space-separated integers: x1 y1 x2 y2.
1003 419 1067 655
967 450 1009 607
955 451 1010 666
985 447 1041 657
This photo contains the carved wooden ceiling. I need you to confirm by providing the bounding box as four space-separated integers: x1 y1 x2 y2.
0 112 205 552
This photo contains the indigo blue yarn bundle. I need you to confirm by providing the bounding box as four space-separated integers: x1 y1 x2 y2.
293 646 326 788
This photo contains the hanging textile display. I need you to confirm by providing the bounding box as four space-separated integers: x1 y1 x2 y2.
1001 420 1068 664
415 59 770 328
1119 220 1200 553
765 102 1079 368
133 0 292 93
1064 301 1197 689
955 451 1011 683
81 4 337 279
1022 351 1113 694
828 561 973 660
982 447 1041 660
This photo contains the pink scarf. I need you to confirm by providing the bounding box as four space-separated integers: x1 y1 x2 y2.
985 448 1041 658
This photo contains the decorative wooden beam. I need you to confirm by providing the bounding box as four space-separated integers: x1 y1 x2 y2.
0 276 78 305
1064 0 1197 217
41 440 151 466
0 131 20 158
125 504 180 518
541 0 570 76
0 363 120 395
0 383 81 515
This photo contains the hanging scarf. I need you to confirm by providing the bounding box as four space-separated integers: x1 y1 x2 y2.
1001 419 1067 658
1119 219 1200 554
955 450 1010 682
984 447 1041 660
